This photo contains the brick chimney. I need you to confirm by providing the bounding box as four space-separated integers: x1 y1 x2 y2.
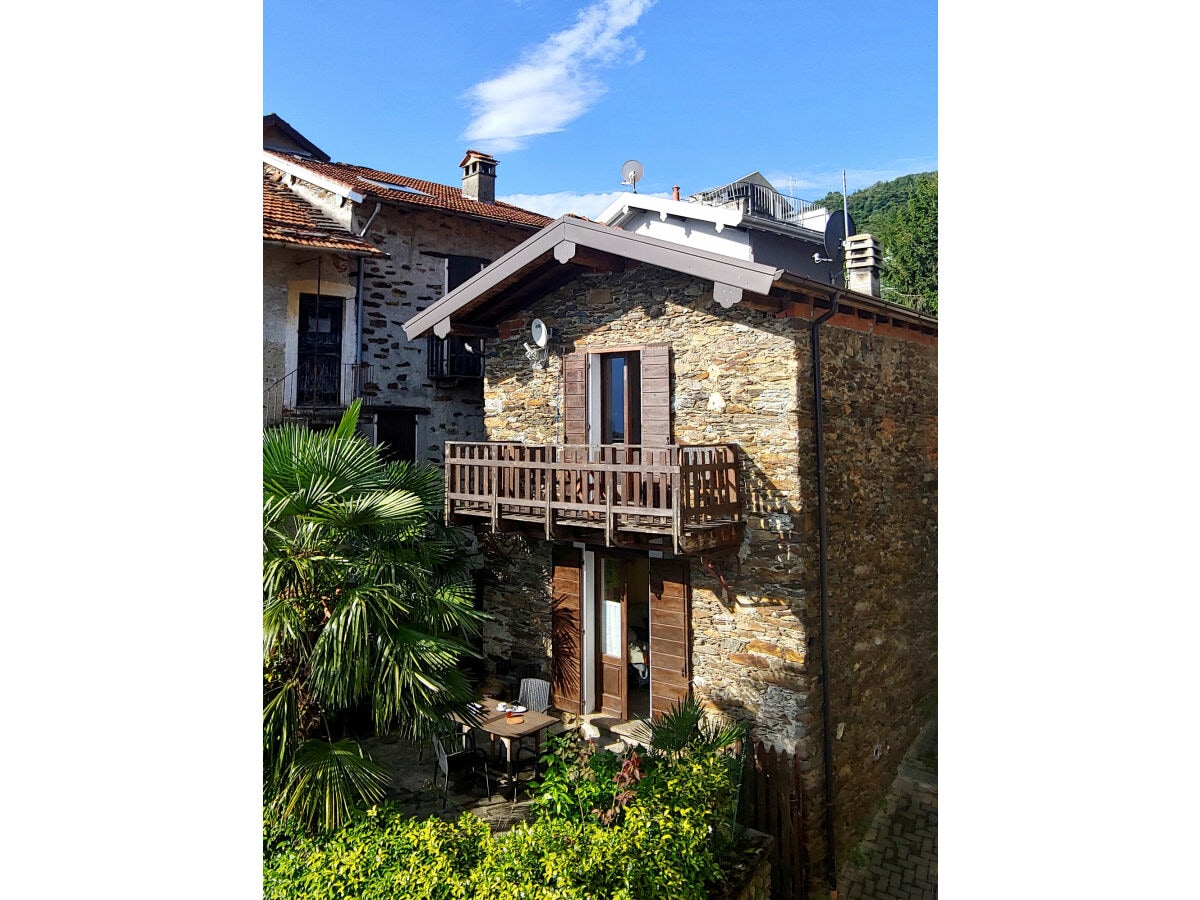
459 150 497 204
845 233 882 297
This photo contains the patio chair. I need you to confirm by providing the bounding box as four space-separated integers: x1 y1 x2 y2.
432 729 491 809
517 677 551 714
512 677 552 770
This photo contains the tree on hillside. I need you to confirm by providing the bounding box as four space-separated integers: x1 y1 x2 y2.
874 172 938 314
818 172 938 315
263 401 485 830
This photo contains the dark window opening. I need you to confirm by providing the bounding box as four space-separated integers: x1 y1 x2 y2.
600 351 641 445
297 294 343 405
375 409 418 463
428 256 490 379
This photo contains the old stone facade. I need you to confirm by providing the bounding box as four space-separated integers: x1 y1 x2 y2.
468 262 936 886
263 160 548 463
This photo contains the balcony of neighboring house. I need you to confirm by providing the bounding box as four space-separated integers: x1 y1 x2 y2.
263 361 379 427
444 442 744 554
427 334 485 381
690 179 828 230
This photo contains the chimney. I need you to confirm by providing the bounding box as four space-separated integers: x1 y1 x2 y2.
673 185 680 201
459 150 497 204
845 233 882 298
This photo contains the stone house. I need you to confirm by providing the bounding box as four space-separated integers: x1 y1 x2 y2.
402 212 937 891
262 113 552 461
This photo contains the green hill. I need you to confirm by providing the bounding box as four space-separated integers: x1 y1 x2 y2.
817 172 938 315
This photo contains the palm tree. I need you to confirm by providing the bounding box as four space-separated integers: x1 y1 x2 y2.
263 401 485 830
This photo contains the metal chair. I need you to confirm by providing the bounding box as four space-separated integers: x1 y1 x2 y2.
517 677 551 713
513 678 552 770
432 729 491 809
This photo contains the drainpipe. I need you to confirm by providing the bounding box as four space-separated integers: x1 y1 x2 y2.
812 291 840 898
355 203 382 368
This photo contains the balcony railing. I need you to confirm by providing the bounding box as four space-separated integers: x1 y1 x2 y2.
264 362 377 426
428 335 485 380
689 181 825 230
444 442 743 553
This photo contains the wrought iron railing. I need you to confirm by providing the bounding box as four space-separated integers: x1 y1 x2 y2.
689 181 824 229
443 442 743 553
428 335 484 380
263 362 376 425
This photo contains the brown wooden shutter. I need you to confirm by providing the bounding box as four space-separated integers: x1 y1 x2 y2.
648 556 690 720
640 344 672 448
562 351 587 447
550 545 584 714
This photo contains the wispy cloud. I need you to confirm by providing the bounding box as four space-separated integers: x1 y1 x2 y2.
499 189 665 220
462 0 656 153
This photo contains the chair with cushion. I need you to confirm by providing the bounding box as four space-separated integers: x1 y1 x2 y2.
432 729 491 809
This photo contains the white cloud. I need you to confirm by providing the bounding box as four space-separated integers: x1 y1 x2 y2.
462 0 656 152
500 190 640 220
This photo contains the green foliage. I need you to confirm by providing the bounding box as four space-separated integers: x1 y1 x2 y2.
874 173 938 314
648 696 747 757
264 401 486 832
264 736 747 899
817 171 938 314
263 805 491 900
529 735 624 823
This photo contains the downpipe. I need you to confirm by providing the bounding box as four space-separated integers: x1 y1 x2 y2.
812 292 840 898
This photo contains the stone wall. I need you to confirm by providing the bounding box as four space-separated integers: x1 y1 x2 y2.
804 321 938 875
474 262 937 891
263 163 540 463
351 204 539 465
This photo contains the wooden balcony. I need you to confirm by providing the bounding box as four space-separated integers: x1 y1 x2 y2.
444 442 743 554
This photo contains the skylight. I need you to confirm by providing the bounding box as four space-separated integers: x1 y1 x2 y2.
363 177 431 196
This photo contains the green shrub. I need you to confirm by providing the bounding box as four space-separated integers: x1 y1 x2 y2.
264 730 748 899
263 805 491 900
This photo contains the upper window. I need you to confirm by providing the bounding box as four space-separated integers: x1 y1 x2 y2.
598 351 641 445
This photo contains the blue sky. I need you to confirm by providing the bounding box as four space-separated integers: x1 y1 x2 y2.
264 0 937 219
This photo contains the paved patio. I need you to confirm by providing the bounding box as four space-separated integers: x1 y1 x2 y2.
361 731 538 830
839 719 938 899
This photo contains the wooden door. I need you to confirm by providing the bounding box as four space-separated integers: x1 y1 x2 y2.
550 546 584 715
596 556 628 718
649 557 690 720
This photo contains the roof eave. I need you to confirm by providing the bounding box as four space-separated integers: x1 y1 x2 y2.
402 217 782 340
264 152 365 204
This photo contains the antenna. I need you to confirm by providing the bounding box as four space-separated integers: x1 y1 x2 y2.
620 159 644 193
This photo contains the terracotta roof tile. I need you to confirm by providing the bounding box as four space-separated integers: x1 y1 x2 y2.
267 152 553 229
263 173 385 256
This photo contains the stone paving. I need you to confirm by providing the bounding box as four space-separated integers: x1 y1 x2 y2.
839 720 938 899
361 730 538 830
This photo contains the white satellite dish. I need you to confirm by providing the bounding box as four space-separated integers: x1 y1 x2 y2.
620 159 644 193
531 318 550 348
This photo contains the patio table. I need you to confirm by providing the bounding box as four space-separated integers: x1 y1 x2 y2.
458 697 558 801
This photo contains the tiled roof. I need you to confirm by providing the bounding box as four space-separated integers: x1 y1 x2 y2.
266 152 553 229
263 173 385 256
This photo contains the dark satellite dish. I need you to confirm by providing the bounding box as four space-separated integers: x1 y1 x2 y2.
823 210 856 261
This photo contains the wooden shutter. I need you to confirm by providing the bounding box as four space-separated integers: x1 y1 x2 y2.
640 344 672 448
648 556 690 719
550 545 584 714
562 351 587 447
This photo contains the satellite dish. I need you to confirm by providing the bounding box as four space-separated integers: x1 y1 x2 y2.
620 159 644 193
531 318 550 349
823 209 856 262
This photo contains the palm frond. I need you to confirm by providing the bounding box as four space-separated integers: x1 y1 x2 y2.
271 737 388 832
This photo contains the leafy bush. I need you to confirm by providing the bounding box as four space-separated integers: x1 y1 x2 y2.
265 702 751 899
264 805 490 900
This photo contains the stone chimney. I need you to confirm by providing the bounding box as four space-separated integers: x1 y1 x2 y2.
845 233 882 298
459 150 497 204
